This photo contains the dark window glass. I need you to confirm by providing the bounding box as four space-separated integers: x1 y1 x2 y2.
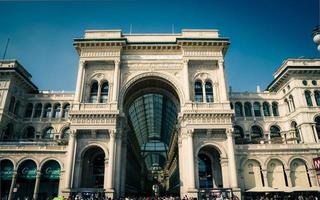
305 90 313 106
205 81 214 102
194 81 203 102
253 102 261 117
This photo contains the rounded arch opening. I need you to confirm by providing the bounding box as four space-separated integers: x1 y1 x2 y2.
121 76 182 196
81 146 106 189
38 160 61 199
197 145 223 189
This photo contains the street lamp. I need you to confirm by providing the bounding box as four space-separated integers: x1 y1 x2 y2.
312 25 320 51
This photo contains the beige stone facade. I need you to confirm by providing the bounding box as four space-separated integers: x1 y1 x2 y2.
0 29 319 200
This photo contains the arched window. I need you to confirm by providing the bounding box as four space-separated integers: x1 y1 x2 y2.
43 127 54 139
289 95 295 110
315 90 320 106
34 103 42 118
244 102 252 117
13 100 20 116
62 103 70 119
100 81 109 103
234 125 244 144
8 96 15 113
235 102 243 117
284 98 290 112
305 90 313 106
61 127 70 142
89 81 98 103
43 103 52 118
52 103 61 119
291 121 301 143
315 116 320 140
205 81 214 103
23 126 35 139
270 125 281 139
253 102 261 117
272 102 279 116
263 102 270 117
1 123 13 140
251 125 263 143
24 103 33 118
194 81 203 102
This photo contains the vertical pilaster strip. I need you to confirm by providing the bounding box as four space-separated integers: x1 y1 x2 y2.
106 130 116 191
218 60 227 102
183 59 190 102
186 129 195 190
112 60 120 102
226 128 238 188
75 60 85 102
65 130 76 190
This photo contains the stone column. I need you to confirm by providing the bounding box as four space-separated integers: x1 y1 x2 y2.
284 169 292 187
104 159 109 192
178 137 185 195
186 129 195 190
97 83 102 103
33 171 42 200
312 124 319 143
31 103 36 119
183 59 190 102
8 171 17 200
75 60 85 102
64 130 76 190
308 169 319 187
261 169 268 187
226 128 238 188
202 81 206 103
217 60 227 102
106 130 116 197
220 157 229 187
112 60 120 102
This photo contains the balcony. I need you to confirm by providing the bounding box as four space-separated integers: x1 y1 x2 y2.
182 102 233 114
70 102 119 115
0 140 67 151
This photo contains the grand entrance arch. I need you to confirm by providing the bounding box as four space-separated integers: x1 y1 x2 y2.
122 76 181 196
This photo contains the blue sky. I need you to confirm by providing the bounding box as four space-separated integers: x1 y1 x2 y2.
0 0 318 92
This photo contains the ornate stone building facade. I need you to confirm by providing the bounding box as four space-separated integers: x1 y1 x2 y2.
0 29 319 200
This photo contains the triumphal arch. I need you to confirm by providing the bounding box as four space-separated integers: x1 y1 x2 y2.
66 29 238 198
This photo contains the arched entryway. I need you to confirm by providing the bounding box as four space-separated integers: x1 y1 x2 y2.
122 76 181 196
81 146 106 188
242 159 263 190
267 159 287 189
16 160 37 199
290 158 311 188
38 160 61 200
197 146 223 189
0 159 14 199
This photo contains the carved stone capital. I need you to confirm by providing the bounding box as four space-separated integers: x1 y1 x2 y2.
114 59 121 65
183 59 189 65
109 129 116 139
226 128 234 138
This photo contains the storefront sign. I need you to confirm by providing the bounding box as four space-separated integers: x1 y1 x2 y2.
20 167 37 179
43 166 60 179
313 157 320 172
1 166 13 180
